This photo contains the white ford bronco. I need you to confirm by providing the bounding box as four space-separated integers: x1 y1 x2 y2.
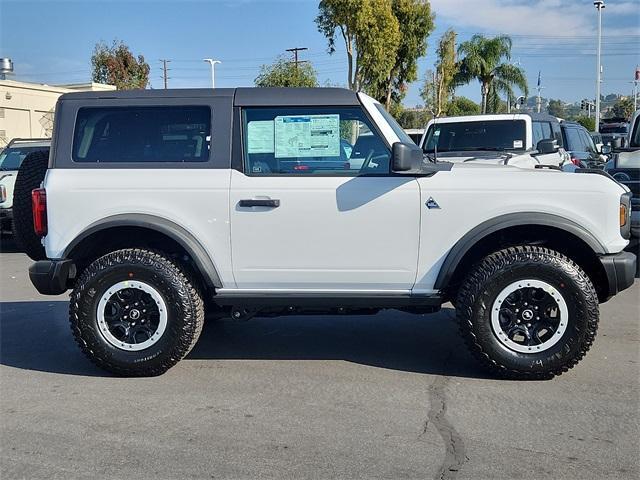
18 88 635 378
419 113 571 169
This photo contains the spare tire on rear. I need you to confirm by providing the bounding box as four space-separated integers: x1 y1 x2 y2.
13 150 49 260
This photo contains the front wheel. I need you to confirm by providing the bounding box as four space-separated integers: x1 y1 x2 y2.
456 246 599 379
70 249 204 376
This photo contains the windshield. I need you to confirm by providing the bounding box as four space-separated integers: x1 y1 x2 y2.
374 104 414 144
423 120 527 153
0 146 48 171
600 124 628 134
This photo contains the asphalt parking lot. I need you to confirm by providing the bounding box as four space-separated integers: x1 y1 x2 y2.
1 237 638 480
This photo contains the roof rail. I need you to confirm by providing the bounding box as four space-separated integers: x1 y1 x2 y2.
5 138 51 148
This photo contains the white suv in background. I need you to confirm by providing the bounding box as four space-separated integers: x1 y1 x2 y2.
419 113 570 169
0 138 50 234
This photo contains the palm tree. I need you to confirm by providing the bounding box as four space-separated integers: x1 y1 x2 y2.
455 35 528 114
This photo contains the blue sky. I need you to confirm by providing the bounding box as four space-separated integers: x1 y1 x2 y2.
1 0 639 106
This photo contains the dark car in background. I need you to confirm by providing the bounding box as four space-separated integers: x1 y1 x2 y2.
561 121 605 169
605 109 640 249
600 118 629 148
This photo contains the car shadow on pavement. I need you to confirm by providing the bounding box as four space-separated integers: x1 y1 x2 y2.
189 307 492 379
0 236 22 253
0 300 491 379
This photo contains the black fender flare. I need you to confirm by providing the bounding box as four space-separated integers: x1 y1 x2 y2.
434 212 606 290
63 214 223 288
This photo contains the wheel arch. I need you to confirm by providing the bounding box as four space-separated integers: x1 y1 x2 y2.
63 214 223 290
435 213 610 302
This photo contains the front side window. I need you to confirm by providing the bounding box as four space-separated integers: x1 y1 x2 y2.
563 127 582 151
423 120 526 153
242 107 390 175
73 106 211 163
532 121 553 147
579 130 596 152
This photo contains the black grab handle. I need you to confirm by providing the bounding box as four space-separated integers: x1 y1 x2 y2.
239 199 280 208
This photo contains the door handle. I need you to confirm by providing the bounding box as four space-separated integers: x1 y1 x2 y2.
239 199 280 208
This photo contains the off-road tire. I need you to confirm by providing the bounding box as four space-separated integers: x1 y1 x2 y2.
70 248 205 376
12 150 49 260
456 246 599 379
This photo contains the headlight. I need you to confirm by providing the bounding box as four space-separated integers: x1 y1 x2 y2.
0 184 5 203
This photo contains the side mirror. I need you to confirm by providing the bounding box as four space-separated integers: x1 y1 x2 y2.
392 142 422 172
600 144 612 155
535 139 559 155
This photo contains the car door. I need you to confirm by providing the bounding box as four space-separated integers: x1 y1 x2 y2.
228 105 421 291
533 120 561 166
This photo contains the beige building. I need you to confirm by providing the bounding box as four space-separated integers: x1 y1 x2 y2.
0 79 115 146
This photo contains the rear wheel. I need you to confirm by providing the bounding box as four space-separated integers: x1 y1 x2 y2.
12 150 48 260
456 246 599 379
70 248 204 376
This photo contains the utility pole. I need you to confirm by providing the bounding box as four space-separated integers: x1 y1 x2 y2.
536 71 544 113
634 65 639 110
285 47 308 70
160 59 171 89
203 59 221 88
594 1 605 132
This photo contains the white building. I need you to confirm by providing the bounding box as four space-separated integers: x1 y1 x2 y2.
0 79 115 146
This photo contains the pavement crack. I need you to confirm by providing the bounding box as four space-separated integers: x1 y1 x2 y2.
424 375 469 480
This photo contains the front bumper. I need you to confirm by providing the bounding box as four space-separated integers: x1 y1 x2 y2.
599 251 636 300
29 259 76 295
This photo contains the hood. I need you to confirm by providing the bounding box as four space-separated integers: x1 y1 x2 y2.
433 150 528 165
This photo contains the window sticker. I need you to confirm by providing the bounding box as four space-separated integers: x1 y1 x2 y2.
513 140 523 149
247 120 275 153
274 114 340 158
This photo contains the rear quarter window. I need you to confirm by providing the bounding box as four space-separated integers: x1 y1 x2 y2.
72 106 211 163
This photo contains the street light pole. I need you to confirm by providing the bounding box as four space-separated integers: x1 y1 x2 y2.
594 1 605 132
203 58 221 89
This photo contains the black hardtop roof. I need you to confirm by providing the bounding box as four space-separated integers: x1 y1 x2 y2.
59 87 361 106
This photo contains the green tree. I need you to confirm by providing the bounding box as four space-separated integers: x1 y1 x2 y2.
394 106 432 129
316 0 400 93
611 98 635 119
455 34 527 114
419 29 457 116
576 116 595 131
255 56 318 88
446 96 480 116
547 99 566 118
91 40 150 90
369 0 434 109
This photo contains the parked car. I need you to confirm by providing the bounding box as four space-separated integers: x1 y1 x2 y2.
600 118 629 148
0 138 50 235
419 113 570 169
561 121 606 169
17 87 634 379
605 109 640 248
